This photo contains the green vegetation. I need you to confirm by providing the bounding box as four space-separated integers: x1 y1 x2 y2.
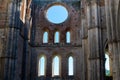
106 70 110 76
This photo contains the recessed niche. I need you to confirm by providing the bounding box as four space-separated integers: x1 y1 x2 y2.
46 5 68 24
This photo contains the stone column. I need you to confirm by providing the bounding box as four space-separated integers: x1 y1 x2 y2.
87 1 103 80
21 1 32 80
0 28 7 80
0 0 10 79
46 54 52 79
61 55 67 79
117 1 120 79
81 0 89 79
105 0 120 80
3 1 22 80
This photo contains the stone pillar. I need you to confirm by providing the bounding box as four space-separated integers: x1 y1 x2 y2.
105 0 120 80
81 0 89 79
87 1 103 80
105 0 113 78
2 1 22 80
0 0 10 79
111 0 120 79
46 54 52 79
117 2 120 79
61 55 67 79
21 0 32 80
0 28 7 80
30 48 37 80
81 18 88 80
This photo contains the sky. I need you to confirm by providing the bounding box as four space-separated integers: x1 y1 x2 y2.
46 5 68 24
39 54 110 76
39 5 110 76
38 56 74 76
105 54 110 70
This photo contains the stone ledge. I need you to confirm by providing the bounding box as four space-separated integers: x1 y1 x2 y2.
29 43 82 47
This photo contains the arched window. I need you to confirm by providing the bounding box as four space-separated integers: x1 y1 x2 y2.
105 54 110 76
68 56 74 76
43 32 48 43
38 56 46 76
46 5 68 24
52 56 60 76
54 31 60 43
66 31 70 43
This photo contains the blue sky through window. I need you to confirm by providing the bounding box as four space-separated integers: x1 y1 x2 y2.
105 54 110 70
54 31 59 43
105 53 110 76
40 5 110 76
66 32 70 43
46 5 68 24
69 56 73 75
53 56 60 76
43 32 48 43
38 56 45 76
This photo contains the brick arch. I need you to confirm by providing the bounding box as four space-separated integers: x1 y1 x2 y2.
42 27 50 39
66 52 74 58
42 27 50 31
29 1 82 79
104 42 113 77
52 52 61 58
51 53 62 77
51 52 62 66
104 40 113 60
37 53 47 76
37 53 47 64
53 29 61 43
44 2 70 23
66 52 77 63
65 27 71 32
66 52 76 76
66 53 76 65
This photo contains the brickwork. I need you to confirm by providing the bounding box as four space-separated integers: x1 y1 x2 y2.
29 1 83 80
0 0 120 80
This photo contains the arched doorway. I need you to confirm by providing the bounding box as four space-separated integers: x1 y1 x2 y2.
104 44 113 80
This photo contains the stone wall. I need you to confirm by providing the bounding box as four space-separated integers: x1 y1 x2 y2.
0 0 120 80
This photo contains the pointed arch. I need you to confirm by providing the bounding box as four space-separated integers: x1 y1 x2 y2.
43 31 48 43
52 55 60 76
66 31 71 43
104 43 113 77
105 53 110 76
68 56 74 76
38 56 46 76
54 31 60 43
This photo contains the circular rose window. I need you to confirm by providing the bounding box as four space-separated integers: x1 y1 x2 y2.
46 5 68 24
